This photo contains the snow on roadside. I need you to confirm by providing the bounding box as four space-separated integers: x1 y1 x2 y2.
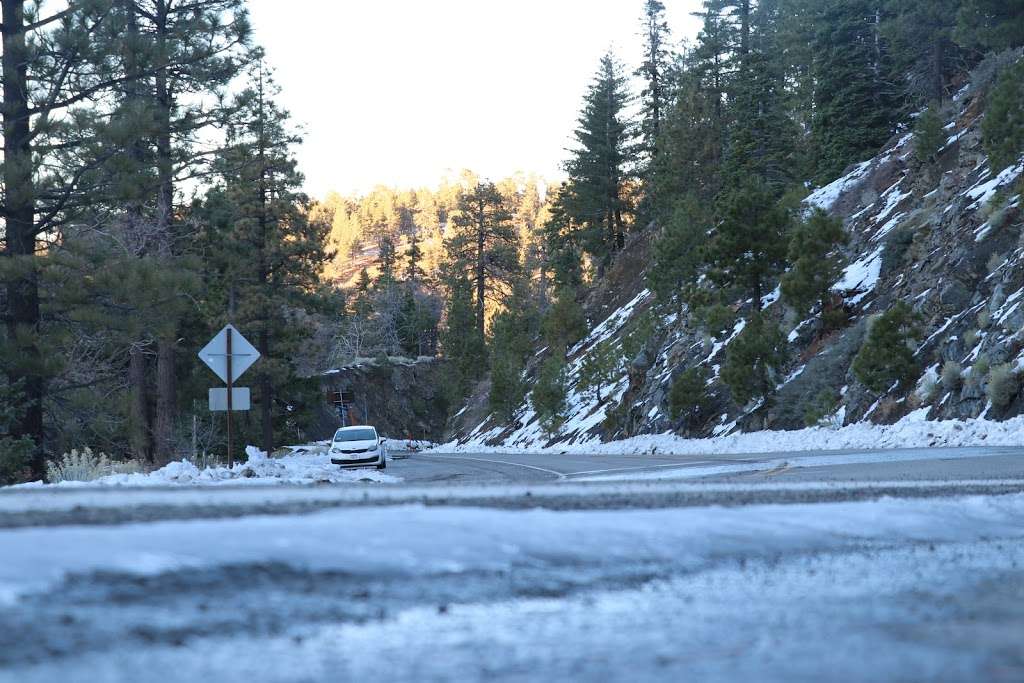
431 408 1023 457
11 446 399 489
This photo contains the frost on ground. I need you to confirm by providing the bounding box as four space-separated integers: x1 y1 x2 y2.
435 408 1023 457
10 446 399 489
2 495 1024 682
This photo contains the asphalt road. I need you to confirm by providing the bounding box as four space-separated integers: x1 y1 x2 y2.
395 446 1024 485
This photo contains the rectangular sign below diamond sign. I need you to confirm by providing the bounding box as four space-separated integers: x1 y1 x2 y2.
209 387 251 412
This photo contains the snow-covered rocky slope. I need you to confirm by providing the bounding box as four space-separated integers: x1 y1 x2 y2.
450 67 1024 451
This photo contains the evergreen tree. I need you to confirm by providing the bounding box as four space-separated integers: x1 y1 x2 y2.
956 0 1024 51
578 340 620 403
724 0 799 190
913 104 947 165
376 235 399 290
812 0 902 182
541 288 588 354
636 0 673 159
705 179 791 307
883 0 964 105
648 195 707 311
982 60 1024 172
780 209 847 324
404 230 425 284
562 51 638 264
532 355 568 436
721 313 787 405
446 182 520 344
439 276 486 405
202 65 332 460
487 281 540 420
852 303 921 393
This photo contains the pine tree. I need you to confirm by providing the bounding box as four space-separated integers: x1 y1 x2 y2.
913 104 946 164
578 340 620 403
852 303 921 393
376 235 399 290
202 65 332 460
956 0 1024 51
648 195 708 311
812 0 902 182
982 60 1024 172
541 288 588 354
721 313 787 405
883 0 964 105
487 281 540 420
532 355 568 436
636 0 674 159
446 182 520 344
724 0 800 191
439 276 486 405
780 209 847 322
563 51 638 264
404 230 425 284
705 178 791 307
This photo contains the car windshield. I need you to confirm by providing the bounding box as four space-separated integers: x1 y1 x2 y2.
334 428 376 442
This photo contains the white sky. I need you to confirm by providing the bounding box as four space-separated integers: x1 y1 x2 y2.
247 0 702 198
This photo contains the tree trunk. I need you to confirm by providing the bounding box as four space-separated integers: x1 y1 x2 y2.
2 0 46 478
128 344 150 461
153 339 176 463
475 199 486 343
152 0 178 459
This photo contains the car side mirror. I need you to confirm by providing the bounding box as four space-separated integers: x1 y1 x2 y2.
379 437 386 444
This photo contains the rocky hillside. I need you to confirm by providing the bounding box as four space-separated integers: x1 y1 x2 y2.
450 62 1024 449
314 357 450 442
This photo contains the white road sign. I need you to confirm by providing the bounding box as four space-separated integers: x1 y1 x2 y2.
198 324 261 384
209 387 251 411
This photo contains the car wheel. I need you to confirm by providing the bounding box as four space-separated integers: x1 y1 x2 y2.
377 455 386 470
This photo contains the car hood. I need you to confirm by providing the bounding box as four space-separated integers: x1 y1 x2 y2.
331 439 378 452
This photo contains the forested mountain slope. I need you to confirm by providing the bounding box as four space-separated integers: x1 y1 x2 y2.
449 53 1024 449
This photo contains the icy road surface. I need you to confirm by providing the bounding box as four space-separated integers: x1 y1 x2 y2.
2 446 1023 682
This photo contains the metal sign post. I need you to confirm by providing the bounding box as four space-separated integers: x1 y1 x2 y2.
199 324 260 466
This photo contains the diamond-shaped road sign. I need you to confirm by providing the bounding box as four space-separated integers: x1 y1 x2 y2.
198 324 261 384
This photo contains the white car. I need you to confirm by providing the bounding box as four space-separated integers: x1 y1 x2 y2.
329 425 387 470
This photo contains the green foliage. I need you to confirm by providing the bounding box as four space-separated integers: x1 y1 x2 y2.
533 356 568 436
668 366 709 422
706 179 791 307
541 288 588 354
781 209 847 319
851 303 921 393
561 51 638 262
881 0 962 105
986 363 1021 408
621 311 656 363
721 314 787 406
487 288 541 420
802 389 841 428
647 195 706 308
957 0 1024 51
440 277 486 407
578 341 621 403
0 380 33 485
913 105 946 164
982 60 1024 172
811 2 902 181
694 303 736 339
446 182 520 343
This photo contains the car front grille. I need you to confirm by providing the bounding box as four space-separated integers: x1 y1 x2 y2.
331 453 379 465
